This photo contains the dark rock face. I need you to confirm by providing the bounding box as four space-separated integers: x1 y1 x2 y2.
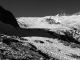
0 6 20 29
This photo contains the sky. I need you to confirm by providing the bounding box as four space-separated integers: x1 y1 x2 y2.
0 0 80 17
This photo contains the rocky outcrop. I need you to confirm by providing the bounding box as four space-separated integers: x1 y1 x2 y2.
0 6 20 29
0 34 54 60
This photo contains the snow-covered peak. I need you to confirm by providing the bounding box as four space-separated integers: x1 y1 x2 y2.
16 16 62 29
16 14 80 31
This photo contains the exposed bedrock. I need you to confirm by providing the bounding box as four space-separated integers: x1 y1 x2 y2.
0 35 53 60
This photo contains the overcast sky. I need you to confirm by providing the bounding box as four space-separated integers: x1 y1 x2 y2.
0 0 80 17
